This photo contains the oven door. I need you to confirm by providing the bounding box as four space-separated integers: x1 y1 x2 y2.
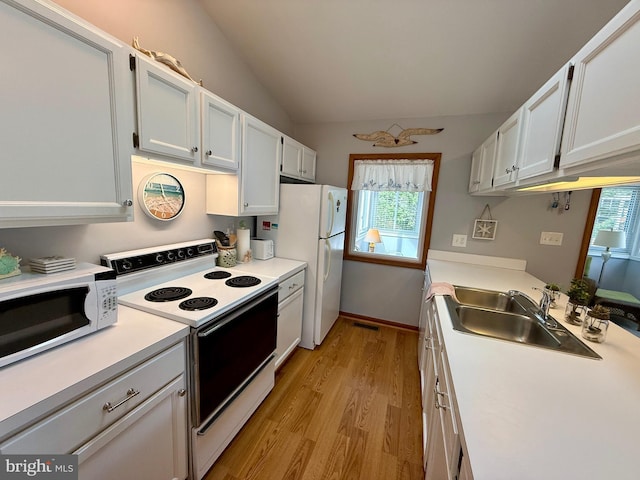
193 287 277 426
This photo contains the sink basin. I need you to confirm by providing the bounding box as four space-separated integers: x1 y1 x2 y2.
453 285 535 314
453 305 561 348
445 289 601 359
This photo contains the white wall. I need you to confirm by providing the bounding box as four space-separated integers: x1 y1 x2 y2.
295 114 592 326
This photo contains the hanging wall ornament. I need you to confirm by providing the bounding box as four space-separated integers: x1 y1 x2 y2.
472 204 498 240
353 123 443 147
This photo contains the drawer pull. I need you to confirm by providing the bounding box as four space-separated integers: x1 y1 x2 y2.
103 388 140 413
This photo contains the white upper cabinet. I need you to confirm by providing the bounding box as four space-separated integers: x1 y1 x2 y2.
518 64 572 181
133 53 199 163
561 0 640 170
281 135 316 183
200 90 240 171
469 131 498 194
206 114 281 216
492 108 524 188
241 115 281 214
301 147 317 182
0 0 134 228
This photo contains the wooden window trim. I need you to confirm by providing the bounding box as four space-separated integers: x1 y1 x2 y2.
344 152 441 270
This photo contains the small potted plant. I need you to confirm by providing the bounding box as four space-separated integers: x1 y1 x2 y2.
544 282 561 308
582 304 610 343
564 278 590 325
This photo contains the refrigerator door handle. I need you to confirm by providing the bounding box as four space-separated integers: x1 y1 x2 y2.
326 191 335 238
324 238 332 281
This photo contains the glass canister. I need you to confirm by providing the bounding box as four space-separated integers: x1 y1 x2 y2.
217 246 237 267
581 307 610 343
564 302 586 325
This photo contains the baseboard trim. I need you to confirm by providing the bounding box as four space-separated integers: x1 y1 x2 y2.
339 311 418 332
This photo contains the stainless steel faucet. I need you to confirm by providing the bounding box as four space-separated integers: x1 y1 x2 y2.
532 287 556 327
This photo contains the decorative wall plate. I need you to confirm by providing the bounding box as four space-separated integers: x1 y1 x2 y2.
139 173 185 221
472 219 498 240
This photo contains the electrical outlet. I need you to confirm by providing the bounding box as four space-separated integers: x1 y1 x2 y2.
452 234 467 247
540 231 563 246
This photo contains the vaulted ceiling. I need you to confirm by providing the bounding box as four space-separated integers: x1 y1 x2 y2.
199 0 629 124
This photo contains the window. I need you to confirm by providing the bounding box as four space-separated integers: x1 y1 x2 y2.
344 153 441 269
589 186 640 257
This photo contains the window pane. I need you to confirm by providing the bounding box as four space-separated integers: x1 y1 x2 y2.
352 190 424 260
590 186 640 253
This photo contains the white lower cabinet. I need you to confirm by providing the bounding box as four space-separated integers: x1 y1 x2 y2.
420 298 471 480
276 269 305 369
0 342 188 480
76 375 188 480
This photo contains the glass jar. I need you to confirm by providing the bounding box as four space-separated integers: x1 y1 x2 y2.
564 301 586 325
581 313 609 343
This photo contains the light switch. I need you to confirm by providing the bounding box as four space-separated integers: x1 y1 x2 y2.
540 231 563 246
452 234 467 247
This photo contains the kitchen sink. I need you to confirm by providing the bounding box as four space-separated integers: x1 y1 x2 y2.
446 287 601 359
453 305 561 348
453 285 535 314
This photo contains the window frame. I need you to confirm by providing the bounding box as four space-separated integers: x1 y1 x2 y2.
344 152 441 270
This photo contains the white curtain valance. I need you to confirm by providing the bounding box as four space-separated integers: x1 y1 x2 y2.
351 159 434 192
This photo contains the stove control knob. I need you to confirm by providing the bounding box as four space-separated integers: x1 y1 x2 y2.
155 253 164 264
120 259 133 271
177 249 186 259
166 251 176 261
186 248 195 257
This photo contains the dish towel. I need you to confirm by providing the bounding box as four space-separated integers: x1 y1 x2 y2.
426 282 459 302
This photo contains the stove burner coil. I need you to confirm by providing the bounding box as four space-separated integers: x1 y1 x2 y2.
144 287 192 302
204 271 233 280
179 297 218 311
225 276 262 288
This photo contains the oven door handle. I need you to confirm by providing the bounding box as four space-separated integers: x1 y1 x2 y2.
197 288 277 338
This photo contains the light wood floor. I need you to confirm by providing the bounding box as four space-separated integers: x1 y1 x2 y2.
203 316 424 480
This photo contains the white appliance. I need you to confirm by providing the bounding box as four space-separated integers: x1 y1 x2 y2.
101 239 279 479
258 184 347 349
0 264 117 368
250 239 274 260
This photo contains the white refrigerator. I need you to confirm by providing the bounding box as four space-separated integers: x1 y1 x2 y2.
258 184 348 349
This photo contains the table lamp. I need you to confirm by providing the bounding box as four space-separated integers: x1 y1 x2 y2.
593 229 626 285
364 228 382 252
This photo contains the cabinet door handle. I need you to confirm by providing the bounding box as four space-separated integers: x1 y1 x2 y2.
433 386 448 410
122 199 133 207
103 388 140 413
192 146 199 153
178 389 187 397
206 150 212 156
244 202 249 208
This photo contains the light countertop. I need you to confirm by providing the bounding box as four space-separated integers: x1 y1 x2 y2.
232 257 307 281
427 256 640 480
0 257 306 442
0 306 189 441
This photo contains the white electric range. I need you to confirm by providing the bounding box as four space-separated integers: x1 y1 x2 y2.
101 239 279 479
101 239 278 327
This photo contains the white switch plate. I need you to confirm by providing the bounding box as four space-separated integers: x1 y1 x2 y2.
452 234 467 247
540 231 563 246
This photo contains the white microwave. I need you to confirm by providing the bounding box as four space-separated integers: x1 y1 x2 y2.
0 264 118 369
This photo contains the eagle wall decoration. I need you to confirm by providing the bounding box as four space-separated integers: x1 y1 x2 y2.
353 124 444 147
